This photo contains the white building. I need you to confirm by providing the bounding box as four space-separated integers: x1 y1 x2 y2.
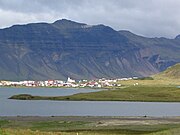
67 77 75 83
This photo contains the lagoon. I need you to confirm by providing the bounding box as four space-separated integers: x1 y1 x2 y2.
1 87 180 116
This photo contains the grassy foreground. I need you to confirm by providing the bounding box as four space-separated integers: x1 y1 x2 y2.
1 116 180 135
10 86 180 102
1 128 180 135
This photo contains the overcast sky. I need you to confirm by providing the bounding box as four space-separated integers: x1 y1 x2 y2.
0 0 180 38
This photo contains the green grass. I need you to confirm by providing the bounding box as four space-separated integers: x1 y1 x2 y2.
2 117 180 135
134 77 154 80
154 63 180 80
59 86 180 102
1 119 180 135
149 127 180 135
0 120 9 127
1 123 180 135
10 86 180 102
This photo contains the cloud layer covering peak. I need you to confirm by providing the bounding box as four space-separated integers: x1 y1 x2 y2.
0 0 180 38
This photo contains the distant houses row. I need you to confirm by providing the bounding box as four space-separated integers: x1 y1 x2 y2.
0 77 138 88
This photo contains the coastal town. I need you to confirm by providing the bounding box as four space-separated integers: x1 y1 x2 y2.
0 77 138 88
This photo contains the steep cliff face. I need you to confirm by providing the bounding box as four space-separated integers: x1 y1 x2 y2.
0 19 179 80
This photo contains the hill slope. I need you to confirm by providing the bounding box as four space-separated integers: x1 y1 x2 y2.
154 63 180 79
0 19 180 80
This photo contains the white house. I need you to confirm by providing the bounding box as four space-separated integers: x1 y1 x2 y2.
67 77 75 83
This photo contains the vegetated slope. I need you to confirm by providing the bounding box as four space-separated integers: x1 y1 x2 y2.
154 63 180 79
0 19 180 80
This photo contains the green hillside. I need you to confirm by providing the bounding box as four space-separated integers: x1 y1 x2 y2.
154 63 180 79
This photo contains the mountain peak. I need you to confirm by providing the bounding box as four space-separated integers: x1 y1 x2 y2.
52 19 87 29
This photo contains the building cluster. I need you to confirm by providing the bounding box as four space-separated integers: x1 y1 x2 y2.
0 77 138 88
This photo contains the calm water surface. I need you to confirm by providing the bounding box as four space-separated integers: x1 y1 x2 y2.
1 87 180 116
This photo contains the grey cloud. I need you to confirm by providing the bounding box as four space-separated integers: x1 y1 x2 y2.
0 0 180 38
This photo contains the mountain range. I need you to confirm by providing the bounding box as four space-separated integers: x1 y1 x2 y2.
0 19 179 80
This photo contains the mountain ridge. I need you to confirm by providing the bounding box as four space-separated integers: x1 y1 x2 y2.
2 19 180 39
0 19 179 81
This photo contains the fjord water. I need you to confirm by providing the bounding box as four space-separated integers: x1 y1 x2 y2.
1 87 180 116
